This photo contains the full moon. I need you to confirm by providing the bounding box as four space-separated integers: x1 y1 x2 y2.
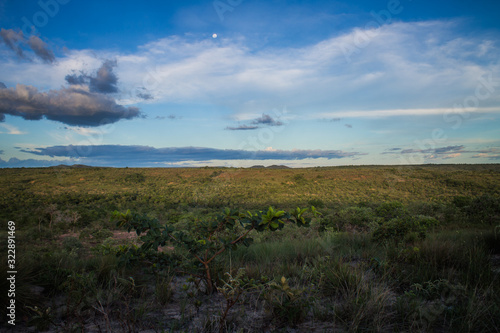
212 33 218 38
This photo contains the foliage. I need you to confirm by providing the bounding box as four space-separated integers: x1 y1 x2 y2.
218 268 262 331
372 215 438 244
62 236 84 253
375 201 408 220
113 206 320 294
26 306 56 331
264 276 309 326
1 165 500 331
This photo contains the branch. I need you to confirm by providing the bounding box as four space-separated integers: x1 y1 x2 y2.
230 226 255 246
167 233 205 265
206 226 255 265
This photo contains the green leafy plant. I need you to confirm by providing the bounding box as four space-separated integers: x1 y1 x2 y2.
26 306 56 331
113 206 320 294
218 268 261 332
372 215 437 244
265 276 309 326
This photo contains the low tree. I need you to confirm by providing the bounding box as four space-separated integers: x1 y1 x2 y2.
113 206 320 294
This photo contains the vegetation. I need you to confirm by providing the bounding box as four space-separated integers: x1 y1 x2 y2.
0 164 499 332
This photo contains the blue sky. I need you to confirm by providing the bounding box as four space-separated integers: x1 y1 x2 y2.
0 0 499 167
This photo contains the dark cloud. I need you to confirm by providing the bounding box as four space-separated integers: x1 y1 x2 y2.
20 145 367 166
137 92 153 100
384 145 465 155
471 148 500 160
0 28 25 59
90 60 118 93
0 84 141 126
155 115 179 120
434 145 464 154
226 125 259 130
381 147 402 154
226 114 284 130
0 157 70 168
136 87 154 100
0 82 6 89
402 145 464 155
345 124 352 128
65 72 87 85
0 28 55 63
0 150 3 155
252 114 283 126
65 60 119 94
26 35 55 63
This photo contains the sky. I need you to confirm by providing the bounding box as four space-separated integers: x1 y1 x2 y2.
0 0 499 168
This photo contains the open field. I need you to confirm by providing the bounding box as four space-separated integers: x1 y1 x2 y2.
1 164 500 332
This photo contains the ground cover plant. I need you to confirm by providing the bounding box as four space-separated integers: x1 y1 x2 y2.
0 164 499 332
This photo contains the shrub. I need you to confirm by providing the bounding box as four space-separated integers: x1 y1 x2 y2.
372 215 437 244
264 276 309 326
308 198 325 209
113 206 320 294
62 236 84 252
372 218 411 243
375 201 408 220
336 206 378 231
124 172 146 183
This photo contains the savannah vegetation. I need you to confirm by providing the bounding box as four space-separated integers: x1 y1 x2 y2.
1 164 500 332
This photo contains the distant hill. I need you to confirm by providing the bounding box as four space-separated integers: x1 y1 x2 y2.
267 165 290 169
249 165 290 169
49 164 95 169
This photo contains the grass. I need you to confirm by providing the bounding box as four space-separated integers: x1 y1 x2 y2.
1 165 499 331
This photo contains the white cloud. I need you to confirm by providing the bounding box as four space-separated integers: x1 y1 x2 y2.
0 123 26 135
1 20 499 121
318 107 500 118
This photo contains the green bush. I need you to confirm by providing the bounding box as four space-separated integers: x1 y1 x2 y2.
307 198 325 209
337 206 378 231
124 172 146 183
375 201 408 220
372 218 411 243
372 215 437 244
62 236 84 252
264 276 310 326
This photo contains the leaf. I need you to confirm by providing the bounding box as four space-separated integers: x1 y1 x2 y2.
275 210 286 218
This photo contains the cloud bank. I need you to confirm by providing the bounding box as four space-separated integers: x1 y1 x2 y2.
0 84 141 126
20 144 366 166
382 145 500 161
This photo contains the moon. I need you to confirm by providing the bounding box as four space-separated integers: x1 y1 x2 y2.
212 33 218 38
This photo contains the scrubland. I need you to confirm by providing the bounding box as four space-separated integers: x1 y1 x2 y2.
1 164 499 332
